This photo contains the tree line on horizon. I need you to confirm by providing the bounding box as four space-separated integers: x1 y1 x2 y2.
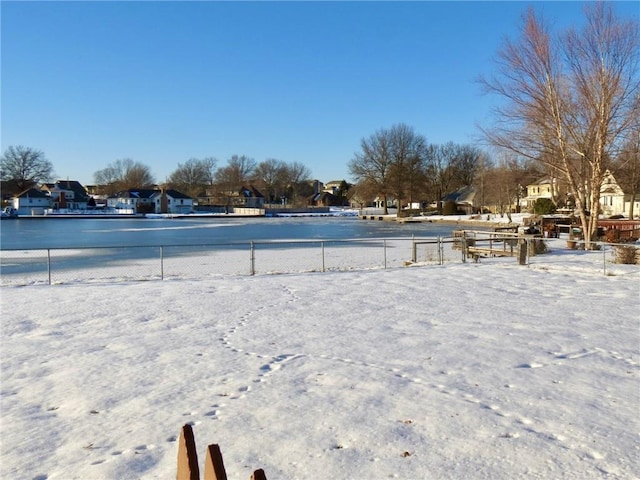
0 148 320 207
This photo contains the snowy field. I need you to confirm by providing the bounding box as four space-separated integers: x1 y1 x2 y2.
1 240 639 479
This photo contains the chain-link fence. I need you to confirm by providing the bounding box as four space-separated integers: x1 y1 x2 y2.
0 237 468 286
1 236 637 286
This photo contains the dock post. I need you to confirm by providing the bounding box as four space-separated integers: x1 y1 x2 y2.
411 235 416 263
518 238 528 265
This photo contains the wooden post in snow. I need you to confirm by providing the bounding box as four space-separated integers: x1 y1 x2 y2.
251 469 267 480
177 424 200 480
204 444 228 480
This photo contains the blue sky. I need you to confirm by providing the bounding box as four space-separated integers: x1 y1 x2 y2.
2 1 638 186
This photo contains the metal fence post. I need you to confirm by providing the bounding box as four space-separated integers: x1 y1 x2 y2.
411 237 417 263
250 241 255 275
47 249 52 285
160 246 164 280
321 241 325 272
384 239 387 269
603 243 606 276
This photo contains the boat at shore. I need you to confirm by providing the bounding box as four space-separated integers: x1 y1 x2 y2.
1 207 19 219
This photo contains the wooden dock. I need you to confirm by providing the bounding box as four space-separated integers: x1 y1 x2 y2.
452 229 542 263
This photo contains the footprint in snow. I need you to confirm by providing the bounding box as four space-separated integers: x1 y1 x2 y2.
516 362 544 368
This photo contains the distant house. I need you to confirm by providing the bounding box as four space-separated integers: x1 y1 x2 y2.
599 170 639 218
522 177 574 212
323 180 343 195
151 189 194 214
108 188 193 214
107 189 157 214
309 191 340 207
441 186 476 214
372 196 398 209
239 185 264 208
41 180 91 211
523 171 637 217
84 184 108 208
11 188 52 215
524 178 559 211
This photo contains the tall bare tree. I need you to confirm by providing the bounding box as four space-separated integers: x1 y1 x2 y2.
213 155 257 209
168 157 217 199
450 144 484 187
282 161 312 206
214 155 256 187
481 2 639 246
254 158 288 203
424 143 457 212
387 123 428 214
94 158 155 195
349 128 394 214
483 154 540 217
423 142 484 212
349 124 426 214
1 145 54 191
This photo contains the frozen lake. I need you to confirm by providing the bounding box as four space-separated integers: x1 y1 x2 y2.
0 216 458 250
0 217 468 285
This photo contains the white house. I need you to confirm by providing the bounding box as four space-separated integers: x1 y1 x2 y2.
107 188 193 214
11 188 52 215
151 189 194 214
107 189 157 214
41 180 91 211
600 170 639 218
525 171 637 217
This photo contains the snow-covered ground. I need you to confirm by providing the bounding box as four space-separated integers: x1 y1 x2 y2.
1 242 639 479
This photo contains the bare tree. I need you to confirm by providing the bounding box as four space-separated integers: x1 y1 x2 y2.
254 158 288 203
350 124 429 214
94 158 155 195
424 142 480 213
450 144 484 187
215 155 256 187
349 128 394 214
282 161 312 206
1 145 54 191
424 143 454 212
387 123 428 214
483 154 539 217
213 155 257 209
481 3 639 246
168 157 218 199
483 163 513 216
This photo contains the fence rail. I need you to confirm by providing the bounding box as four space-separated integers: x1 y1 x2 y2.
0 237 463 286
1 236 637 286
